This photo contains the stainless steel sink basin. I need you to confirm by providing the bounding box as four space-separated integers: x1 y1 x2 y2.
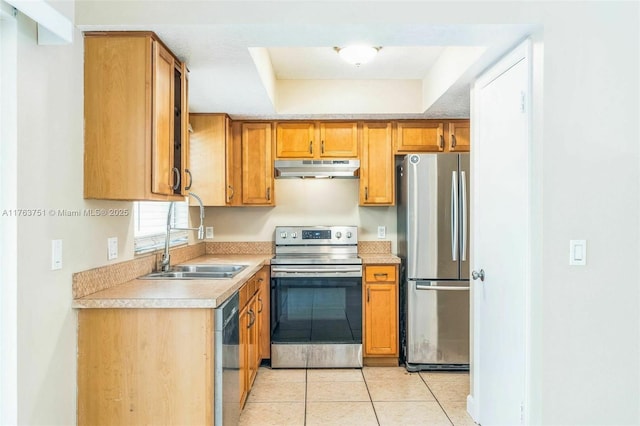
140 264 247 280
172 264 246 273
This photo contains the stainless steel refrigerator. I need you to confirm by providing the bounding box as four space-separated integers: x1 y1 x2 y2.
397 153 470 371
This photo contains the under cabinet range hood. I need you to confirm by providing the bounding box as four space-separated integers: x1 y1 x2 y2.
274 159 360 179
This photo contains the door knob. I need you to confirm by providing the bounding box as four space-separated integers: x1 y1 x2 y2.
472 269 485 282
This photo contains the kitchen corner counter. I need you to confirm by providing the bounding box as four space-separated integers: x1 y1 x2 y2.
359 253 401 264
72 254 272 309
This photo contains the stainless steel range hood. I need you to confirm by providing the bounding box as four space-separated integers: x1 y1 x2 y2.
274 159 360 179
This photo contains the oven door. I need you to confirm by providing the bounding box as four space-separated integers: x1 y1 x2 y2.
270 265 363 368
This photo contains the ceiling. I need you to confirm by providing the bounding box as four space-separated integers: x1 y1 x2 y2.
75 1 536 119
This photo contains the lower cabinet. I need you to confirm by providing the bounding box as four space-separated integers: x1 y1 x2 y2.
77 308 215 425
363 264 399 365
239 266 270 407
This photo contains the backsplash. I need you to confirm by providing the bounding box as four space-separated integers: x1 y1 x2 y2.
206 241 274 255
358 241 392 254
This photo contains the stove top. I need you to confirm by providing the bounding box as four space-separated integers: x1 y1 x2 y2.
273 225 360 265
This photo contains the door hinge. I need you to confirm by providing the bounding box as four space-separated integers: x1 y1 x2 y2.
520 402 525 424
520 91 526 113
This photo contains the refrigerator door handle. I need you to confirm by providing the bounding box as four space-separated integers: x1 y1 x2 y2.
461 170 467 262
416 283 470 291
451 171 459 261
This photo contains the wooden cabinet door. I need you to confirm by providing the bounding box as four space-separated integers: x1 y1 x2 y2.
319 122 358 157
248 294 260 387
365 283 398 356
179 62 190 195
239 303 250 407
276 122 315 158
360 122 394 205
242 123 274 205
257 267 271 359
151 41 176 196
364 265 398 357
448 121 471 152
188 114 228 206
395 121 444 153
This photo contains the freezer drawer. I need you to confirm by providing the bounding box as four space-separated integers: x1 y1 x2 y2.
405 280 469 369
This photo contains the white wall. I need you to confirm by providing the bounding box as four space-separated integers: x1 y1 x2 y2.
200 179 397 250
14 15 133 425
534 3 639 423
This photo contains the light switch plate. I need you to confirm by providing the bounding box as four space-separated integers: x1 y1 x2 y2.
569 240 587 266
377 226 386 239
51 239 62 270
206 227 214 239
108 237 118 260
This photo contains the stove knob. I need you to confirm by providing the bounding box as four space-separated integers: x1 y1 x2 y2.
280 232 287 239
335 231 342 239
291 232 297 239
346 231 352 239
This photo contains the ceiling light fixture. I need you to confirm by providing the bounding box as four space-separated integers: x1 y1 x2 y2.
334 45 381 67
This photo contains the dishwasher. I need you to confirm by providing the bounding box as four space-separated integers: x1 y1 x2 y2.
214 291 239 425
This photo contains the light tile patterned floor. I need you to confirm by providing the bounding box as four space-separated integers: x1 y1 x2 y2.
239 367 476 425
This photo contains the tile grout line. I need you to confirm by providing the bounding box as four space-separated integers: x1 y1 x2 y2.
361 368 382 426
418 373 455 426
304 368 308 426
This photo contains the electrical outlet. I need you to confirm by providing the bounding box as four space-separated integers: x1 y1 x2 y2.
51 239 62 270
206 226 214 239
377 226 386 239
108 237 118 260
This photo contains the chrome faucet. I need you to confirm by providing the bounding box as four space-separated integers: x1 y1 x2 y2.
161 192 205 272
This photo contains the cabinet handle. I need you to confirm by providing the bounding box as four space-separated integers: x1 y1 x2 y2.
309 141 313 154
185 169 193 190
266 187 271 201
248 309 255 328
172 167 180 190
258 297 263 313
365 187 368 201
439 135 444 150
367 287 370 303
373 273 388 280
228 185 234 201
451 134 457 149
321 140 325 154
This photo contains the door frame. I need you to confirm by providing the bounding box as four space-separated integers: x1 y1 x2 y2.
467 38 541 424
0 4 18 424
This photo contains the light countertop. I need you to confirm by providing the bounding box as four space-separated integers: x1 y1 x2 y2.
72 255 271 309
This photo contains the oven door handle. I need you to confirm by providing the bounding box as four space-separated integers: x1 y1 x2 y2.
271 267 362 274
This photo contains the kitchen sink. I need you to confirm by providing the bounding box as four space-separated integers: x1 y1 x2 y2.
140 264 247 280
172 264 246 273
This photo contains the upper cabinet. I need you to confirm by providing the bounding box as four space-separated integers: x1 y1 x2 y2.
241 122 275 206
394 121 445 153
275 121 358 159
394 120 470 154
187 114 231 206
360 122 394 206
447 121 471 152
84 32 188 201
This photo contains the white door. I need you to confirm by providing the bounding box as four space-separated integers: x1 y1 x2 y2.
470 41 531 425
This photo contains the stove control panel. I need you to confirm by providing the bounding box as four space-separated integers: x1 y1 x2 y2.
275 226 358 245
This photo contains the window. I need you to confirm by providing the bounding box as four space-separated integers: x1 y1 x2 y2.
133 201 189 254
